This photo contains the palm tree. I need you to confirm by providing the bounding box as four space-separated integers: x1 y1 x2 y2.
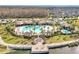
47 26 49 31
33 26 35 34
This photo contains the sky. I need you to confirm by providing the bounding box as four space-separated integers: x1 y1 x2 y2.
0 0 79 5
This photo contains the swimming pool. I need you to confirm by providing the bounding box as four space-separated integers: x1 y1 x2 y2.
17 25 52 34
19 25 33 32
61 29 71 34
34 25 42 33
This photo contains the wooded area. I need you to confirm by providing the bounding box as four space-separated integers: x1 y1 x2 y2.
0 8 48 18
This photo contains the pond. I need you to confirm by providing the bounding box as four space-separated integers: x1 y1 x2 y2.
8 46 79 54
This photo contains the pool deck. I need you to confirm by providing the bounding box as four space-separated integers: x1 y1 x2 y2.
14 25 53 36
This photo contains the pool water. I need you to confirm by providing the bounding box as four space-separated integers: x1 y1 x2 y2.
61 29 71 34
34 25 42 33
18 25 50 33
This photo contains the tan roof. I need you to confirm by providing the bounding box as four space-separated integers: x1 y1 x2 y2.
16 20 33 26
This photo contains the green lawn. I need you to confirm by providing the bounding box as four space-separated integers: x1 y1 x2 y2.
0 24 33 45
46 35 73 44
0 45 14 54
0 49 15 54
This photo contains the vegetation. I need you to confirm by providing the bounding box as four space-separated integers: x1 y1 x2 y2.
45 35 73 44
0 45 14 54
1 7 79 54
0 17 79 45
68 41 79 47
0 18 79 45
0 24 33 45
44 18 79 44
0 8 48 18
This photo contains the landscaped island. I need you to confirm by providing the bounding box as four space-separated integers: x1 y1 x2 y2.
0 6 79 54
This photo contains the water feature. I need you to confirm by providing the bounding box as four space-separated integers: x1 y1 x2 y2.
34 25 42 33
19 25 33 32
8 46 79 54
17 25 52 34
49 46 79 54
7 50 31 54
61 29 71 34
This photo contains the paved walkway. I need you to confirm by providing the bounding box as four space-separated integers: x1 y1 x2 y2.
31 36 49 53
31 44 48 53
